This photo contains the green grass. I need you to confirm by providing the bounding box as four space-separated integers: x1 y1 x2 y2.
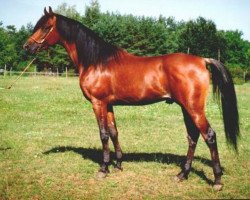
0 76 249 199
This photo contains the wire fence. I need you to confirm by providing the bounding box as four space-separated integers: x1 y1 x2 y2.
0 69 79 77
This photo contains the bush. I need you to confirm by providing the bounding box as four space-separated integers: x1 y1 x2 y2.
245 71 250 82
228 67 245 85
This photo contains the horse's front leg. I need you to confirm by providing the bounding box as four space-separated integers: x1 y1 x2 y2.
92 100 110 178
107 105 123 171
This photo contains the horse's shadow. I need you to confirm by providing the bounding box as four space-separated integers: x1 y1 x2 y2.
43 146 216 185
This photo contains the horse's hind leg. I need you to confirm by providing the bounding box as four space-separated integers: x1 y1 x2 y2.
184 108 223 190
176 107 200 181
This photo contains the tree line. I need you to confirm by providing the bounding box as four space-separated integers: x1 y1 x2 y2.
0 1 249 81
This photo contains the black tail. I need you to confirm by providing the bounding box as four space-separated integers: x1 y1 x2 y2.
206 58 240 151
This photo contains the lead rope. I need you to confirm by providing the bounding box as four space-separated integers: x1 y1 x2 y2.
6 57 36 89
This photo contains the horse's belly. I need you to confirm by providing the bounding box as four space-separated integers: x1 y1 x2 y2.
113 88 171 105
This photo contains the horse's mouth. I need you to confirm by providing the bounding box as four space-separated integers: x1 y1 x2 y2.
23 42 48 54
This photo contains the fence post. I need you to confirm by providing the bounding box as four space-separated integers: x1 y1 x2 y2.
66 67 68 78
4 64 7 77
187 47 190 54
218 49 221 62
34 65 37 76
10 67 12 76
57 67 59 77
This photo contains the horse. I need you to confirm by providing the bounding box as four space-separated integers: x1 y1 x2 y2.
24 7 239 190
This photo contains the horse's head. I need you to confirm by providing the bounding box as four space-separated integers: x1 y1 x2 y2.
23 7 60 54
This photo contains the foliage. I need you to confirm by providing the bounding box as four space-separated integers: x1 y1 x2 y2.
92 13 173 56
229 67 246 84
83 0 102 27
55 3 81 21
178 17 222 58
220 30 250 68
0 23 17 69
0 1 249 77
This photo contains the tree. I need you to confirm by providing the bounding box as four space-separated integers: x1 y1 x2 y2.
14 24 34 71
178 17 222 58
55 3 81 21
219 30 250 68
83 0 101 28
0 23 18 69
92 13 173 56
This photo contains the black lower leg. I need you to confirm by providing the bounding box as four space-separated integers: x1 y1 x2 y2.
99 129 110 173
99 162 109 173
110 132 123 170
177 135 198 180
114 151 123 170
107 106 123 171
213 162 223 185
178 108 200 180
206 127 223 185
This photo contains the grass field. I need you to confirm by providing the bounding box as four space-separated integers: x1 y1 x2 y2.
0 76 249 199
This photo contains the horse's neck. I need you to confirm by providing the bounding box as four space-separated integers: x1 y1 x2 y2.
61 40 83 74
61 41 78 65
61 38 130 75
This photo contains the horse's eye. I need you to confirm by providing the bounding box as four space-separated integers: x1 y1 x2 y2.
43 26 51 31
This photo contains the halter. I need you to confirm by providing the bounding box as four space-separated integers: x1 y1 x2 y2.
30 26 54 44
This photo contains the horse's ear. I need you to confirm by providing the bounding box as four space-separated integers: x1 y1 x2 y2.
49 6 53 15
44 7 49 16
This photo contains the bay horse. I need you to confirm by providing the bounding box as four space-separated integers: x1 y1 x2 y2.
24 7 239 190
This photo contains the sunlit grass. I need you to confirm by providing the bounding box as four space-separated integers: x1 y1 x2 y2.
0 76 249 199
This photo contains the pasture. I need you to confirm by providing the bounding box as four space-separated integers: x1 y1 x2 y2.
0 76 249 199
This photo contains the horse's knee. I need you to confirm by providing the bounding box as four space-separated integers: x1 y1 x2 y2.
189 114 213 144
108 126 117 138
100 128 109 143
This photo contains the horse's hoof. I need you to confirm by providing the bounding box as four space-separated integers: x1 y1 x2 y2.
213 184 223 191
174 172 187 182
113 166 123 172
96 171 108 179
174 175 184 182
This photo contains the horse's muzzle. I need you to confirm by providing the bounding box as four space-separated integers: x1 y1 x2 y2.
23 41 45 54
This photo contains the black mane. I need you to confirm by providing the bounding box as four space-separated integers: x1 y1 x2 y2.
55 14 120 68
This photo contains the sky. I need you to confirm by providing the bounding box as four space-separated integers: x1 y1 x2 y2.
1 0 250 41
